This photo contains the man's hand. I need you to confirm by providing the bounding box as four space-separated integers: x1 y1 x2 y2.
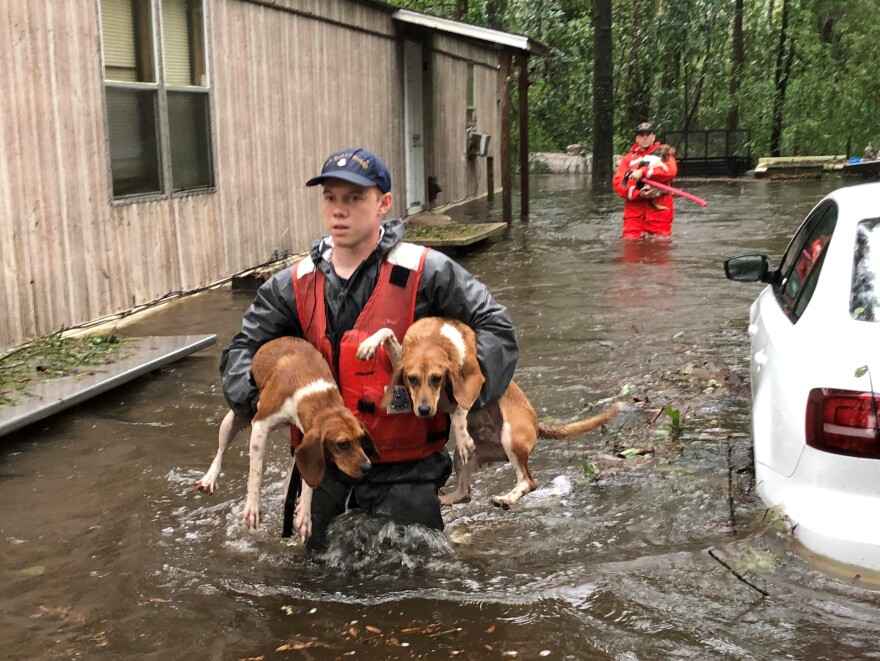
639 185 661 199
630 167 645 182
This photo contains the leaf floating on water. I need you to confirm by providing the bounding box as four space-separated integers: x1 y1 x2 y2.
276 637 324 651
672 331 685 339
402 623 443 635
20 565 47 576
280 605 294 615
38 605 87 624
365 625 382 634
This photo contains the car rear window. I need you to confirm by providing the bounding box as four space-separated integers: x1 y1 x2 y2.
851 217 880 322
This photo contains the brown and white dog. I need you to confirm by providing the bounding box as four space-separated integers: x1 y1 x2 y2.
356 318 623 509
195 337 377 540
631 144 677 211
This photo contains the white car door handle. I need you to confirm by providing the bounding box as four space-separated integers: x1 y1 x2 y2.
748 324 759 337
754 350 767 366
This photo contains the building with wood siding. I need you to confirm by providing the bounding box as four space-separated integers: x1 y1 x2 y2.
0 0 543 350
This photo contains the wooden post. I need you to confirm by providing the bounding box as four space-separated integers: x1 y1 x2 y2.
486 156 494 206
499 48 513 223
517 53 529 220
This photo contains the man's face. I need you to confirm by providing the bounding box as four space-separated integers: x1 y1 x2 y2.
321 180 393 249
635 131 655 149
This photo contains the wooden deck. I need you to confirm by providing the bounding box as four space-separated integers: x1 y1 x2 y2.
404 222 508 248
0 334 216 438
753 155 847 179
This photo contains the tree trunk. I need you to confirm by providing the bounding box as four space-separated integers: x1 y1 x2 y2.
770 0 795 156
592 0 614 185
726 0 744 132
682 17 715 133
625 0 651 129
453 0 468 21
486 0 507 30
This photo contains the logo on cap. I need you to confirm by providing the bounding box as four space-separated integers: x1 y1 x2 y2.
305 148 392 193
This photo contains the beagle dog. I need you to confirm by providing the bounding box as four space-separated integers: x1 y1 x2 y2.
357 318 623 509
196 336 377 540
629 144 677 211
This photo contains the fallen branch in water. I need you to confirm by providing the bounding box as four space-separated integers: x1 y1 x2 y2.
707 548 769 597
726 435 737 534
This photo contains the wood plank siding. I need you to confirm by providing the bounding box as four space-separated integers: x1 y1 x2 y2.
0 0 520 350
428 34 501 206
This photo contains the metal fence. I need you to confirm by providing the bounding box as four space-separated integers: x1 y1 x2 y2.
662 129 753 177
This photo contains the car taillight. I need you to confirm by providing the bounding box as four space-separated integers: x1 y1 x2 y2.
806 388 880 458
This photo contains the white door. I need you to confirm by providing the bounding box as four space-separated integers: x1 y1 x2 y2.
403 40 426 215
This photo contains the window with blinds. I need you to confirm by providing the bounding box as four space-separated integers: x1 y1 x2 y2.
100 0 213 199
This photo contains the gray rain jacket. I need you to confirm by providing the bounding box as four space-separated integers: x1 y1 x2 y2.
220 219 518 420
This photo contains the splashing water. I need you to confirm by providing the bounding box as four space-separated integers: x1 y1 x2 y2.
314 510 458 577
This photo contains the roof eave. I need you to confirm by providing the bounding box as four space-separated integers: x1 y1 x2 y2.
392 9 548 56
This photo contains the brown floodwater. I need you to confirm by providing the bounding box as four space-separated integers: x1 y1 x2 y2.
3 176 880 660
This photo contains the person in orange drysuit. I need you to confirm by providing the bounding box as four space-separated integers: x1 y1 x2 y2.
612 122 679 240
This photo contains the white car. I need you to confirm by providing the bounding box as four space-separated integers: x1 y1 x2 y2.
725 182 880 570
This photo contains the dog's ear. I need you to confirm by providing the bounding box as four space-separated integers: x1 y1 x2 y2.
446 363 484 410
359 426 380 460
295 429 325 488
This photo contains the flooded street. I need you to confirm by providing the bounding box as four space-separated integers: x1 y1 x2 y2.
4 176 880 660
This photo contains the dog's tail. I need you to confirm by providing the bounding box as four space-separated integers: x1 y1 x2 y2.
538 401 624 439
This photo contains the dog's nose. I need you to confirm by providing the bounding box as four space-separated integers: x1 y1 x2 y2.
417 404 432 417
360 461 372 474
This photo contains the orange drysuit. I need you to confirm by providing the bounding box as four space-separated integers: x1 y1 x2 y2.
612 141 678 239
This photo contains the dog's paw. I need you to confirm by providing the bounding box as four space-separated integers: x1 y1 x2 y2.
195 476 216 494
455 436 476 464
355 339 381 360
356 329 393 360
294 508 311 542
490 495 513 510
439 491 471 506
242 499 261 529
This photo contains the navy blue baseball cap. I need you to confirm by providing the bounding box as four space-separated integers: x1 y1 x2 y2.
306 148 392 193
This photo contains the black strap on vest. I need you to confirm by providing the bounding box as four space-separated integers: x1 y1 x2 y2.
281 448 302 539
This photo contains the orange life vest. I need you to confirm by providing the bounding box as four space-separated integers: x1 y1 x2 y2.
291 243 449 463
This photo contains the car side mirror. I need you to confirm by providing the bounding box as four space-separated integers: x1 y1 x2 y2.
724 254 780 285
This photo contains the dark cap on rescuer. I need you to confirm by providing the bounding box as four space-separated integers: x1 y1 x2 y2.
305 148 391 193
635 122 656 135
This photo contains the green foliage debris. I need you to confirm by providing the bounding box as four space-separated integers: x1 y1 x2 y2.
0 333 129 407
404 224 483 240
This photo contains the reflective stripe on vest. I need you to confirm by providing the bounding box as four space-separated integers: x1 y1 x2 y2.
291 243 449 463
